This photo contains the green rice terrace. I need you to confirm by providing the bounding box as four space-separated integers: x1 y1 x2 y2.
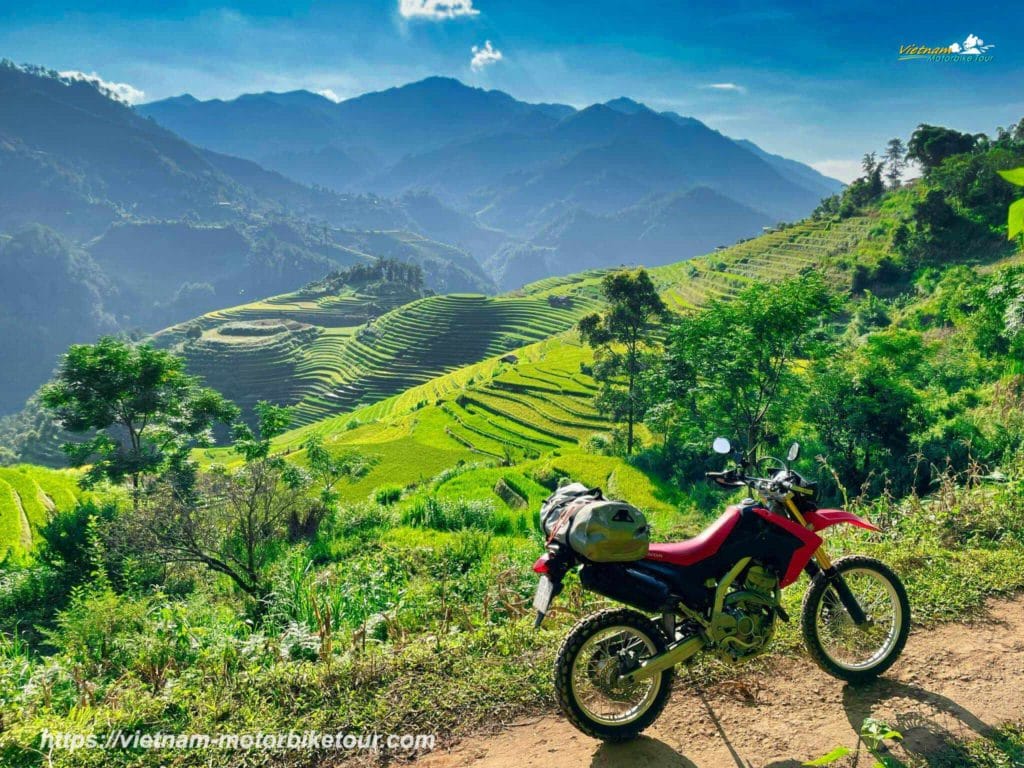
0 466 84 562
198 337 690 535
190 211 884 521
162 213 879 427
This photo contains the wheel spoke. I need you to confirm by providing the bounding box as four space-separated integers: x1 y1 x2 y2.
570 625 661 726
816 567 902 671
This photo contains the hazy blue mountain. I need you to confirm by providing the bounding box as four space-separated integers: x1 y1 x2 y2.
734 138 844 200
487 186 771 290
140 77 842 289
469 104 823 231
0 226 118 413
141 77 575 187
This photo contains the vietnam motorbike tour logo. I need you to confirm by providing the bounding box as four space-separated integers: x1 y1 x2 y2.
899 33 994 62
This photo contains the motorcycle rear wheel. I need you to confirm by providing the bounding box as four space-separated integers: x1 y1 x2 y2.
801 555 911 684
554 608 673 741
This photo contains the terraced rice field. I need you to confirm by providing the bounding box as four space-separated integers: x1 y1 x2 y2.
194 213 885 514
200 341 606 493
173 213 878 430
0 465 84 562
161 287 604 426
649 215 877 310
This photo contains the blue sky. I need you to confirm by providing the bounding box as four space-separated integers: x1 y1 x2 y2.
2 0 1022 181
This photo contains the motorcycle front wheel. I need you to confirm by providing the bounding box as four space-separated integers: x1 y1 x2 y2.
801 555 911 684
554 608 673 741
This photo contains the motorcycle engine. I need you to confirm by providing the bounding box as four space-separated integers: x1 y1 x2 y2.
716 565 779 662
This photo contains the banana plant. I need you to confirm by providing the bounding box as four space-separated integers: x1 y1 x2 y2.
997 167 1024 240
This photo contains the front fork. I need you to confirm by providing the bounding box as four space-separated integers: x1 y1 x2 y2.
783 497 868 626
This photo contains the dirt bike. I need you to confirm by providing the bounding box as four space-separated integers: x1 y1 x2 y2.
532 437 910 741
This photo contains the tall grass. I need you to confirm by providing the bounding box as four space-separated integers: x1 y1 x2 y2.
400 496 530 535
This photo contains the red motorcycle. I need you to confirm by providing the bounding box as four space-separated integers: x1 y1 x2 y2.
532 438 910 741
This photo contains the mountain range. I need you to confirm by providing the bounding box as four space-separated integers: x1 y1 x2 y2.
141 77 841 288
0 61 840 414
0 63 491 412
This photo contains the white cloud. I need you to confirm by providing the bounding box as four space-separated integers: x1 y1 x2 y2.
59 70 145 105
399 0 479 20
470 40 503 71
810 159 861 184
316 88 342 103
701 82 747 94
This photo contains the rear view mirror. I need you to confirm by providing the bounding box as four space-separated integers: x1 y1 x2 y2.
787 442 801 462
712 437 732 455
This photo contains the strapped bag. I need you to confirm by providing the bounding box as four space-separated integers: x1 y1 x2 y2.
568 499 650 562
539 482 601 544
539 481 650 562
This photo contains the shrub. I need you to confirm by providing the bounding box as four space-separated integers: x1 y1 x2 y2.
38 500 117 584
374 484 403 506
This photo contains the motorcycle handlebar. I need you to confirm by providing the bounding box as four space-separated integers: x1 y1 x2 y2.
705 469 793 495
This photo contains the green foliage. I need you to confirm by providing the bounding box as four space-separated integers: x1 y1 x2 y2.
400 496 529 536
806 331 926 495
908 123 977 171
998 167 1024 239
803 746 852 766
38 500 117 584
578 268 669 454
654 273 836 461
374 484 403 506
40 337 238 499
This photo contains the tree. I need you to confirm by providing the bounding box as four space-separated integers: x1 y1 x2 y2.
907 124 976 172
40 337 237 505
655 274 836 460
861 152 879 178
294 435 378 539
806 344 923 496
133 404 374 610
883 138 907 188
578 269 669 455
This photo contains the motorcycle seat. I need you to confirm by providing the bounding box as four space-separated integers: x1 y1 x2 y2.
645 506 742 566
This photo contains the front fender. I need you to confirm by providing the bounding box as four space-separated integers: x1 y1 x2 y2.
804 508 880 533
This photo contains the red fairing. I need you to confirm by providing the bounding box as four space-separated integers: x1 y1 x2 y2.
804 508 881 533
532 554 550 574
752 508 822 587
646 505 743 566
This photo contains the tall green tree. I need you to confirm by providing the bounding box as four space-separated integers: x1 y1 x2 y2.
133 404 376 609
41 337 237 504
907 124 977 172
655 274 835 459
861 151 879 177
884 138 907 188
136 403 304 607
578 269 669 455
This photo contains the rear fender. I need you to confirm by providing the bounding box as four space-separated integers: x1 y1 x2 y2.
804 508 880 533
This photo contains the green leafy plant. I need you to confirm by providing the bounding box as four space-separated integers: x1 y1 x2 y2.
803 746 852 766
997 167 1024 239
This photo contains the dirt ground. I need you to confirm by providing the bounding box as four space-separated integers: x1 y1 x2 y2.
415 595 1024 768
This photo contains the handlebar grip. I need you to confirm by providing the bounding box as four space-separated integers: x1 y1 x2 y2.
706 469 743 488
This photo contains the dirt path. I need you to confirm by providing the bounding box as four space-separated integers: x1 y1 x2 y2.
417 595 1024 768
